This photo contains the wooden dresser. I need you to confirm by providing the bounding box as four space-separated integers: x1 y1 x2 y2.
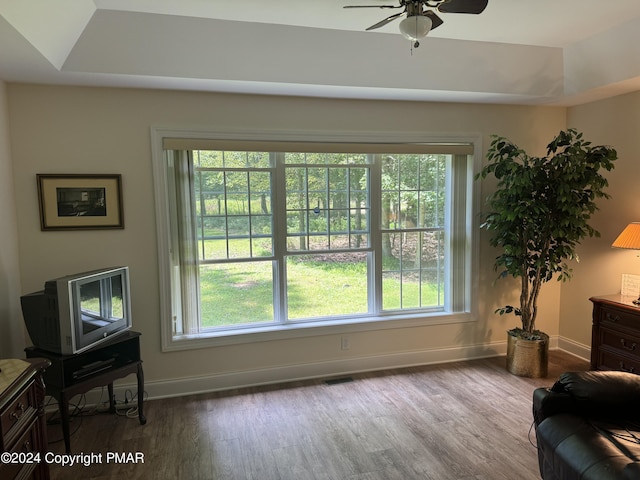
0 358 50 480
590 295 640 373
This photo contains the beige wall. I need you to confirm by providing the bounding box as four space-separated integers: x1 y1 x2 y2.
7 84 570 395
559 91 640 348
0 80 24 358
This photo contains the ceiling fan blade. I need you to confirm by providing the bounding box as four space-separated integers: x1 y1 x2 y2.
366 12 406 31
424 11 444 30
437 0 488 14
343 4 400 9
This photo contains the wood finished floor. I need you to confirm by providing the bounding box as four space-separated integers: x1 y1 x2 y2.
46 351 589 480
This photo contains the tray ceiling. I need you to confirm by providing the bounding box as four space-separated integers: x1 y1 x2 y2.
1 0 640 105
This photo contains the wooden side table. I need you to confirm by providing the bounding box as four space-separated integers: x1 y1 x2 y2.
25 331 145 453
590 295 640 373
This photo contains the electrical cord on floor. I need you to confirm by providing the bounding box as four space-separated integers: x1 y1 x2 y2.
44 386 132 445
44 395 86 445
76 386 111 416
44 386 149 445
45 393 89 422
114 389 148 419
528 420 539 449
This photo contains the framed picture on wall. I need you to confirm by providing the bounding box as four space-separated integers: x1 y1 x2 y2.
37 174 124 230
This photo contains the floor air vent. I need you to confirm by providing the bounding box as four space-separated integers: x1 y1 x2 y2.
324 377 354 386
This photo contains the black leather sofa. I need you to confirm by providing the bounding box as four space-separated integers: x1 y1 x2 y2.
532 371 640 480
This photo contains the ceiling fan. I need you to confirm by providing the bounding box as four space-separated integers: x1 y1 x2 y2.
344 0 488 47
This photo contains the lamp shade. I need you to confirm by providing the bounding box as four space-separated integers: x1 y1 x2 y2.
612 222 640 249
399 15 433 41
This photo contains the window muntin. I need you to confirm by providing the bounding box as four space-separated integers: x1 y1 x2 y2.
190 150 276 330
159 142 474 342
381 154 446 311
193 151 274 261
285 164 370 252
283 154 372 322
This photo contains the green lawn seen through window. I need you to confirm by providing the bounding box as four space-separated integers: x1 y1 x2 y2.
198 241 440 329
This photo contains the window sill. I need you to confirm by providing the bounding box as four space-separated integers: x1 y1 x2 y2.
161 311 477 352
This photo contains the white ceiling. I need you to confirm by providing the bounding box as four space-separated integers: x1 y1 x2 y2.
2 0 640 105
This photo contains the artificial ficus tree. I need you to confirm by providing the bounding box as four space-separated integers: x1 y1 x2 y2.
477 129 617 338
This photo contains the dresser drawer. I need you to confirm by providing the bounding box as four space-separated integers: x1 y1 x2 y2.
597 348 640 374
599 327 640 360
0 379 37 448
0 418 39 480
598 304 640 330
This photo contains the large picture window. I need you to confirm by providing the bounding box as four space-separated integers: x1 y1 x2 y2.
152 131 478 349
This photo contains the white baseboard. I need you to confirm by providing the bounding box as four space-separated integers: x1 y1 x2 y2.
144 340 507 400
556 336 591 362
110 341 508 401
69 336 590 405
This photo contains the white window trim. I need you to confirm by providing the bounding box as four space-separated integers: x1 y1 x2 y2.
150 126 482 352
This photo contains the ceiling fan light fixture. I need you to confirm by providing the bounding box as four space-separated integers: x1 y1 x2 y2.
398 15 432 41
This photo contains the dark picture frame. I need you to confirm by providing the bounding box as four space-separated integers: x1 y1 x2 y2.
37 174 124 230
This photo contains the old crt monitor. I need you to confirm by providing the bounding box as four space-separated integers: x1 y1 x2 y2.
21 266 132 354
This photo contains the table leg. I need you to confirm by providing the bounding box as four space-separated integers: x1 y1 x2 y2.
137 362 146 425
108 382 115 413
58 395 71 453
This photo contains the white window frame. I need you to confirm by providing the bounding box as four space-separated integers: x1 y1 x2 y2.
151 127 482 352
